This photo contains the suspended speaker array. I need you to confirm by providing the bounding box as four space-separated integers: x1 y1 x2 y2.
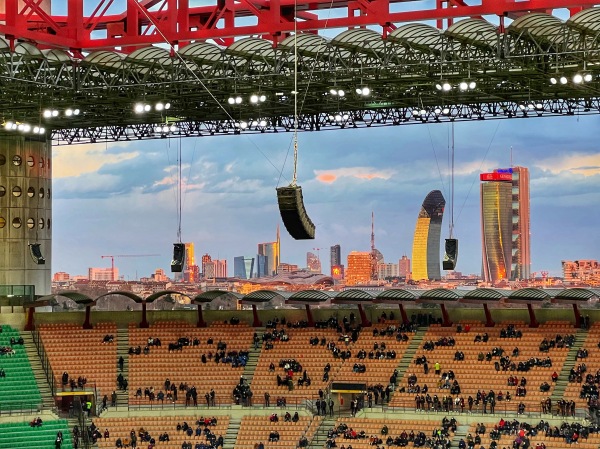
171 243 186 272
276 186 315 240
28 243 46 265
443 238 458 271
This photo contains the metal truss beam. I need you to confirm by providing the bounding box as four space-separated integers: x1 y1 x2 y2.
51 97 600 145
0 0 599 50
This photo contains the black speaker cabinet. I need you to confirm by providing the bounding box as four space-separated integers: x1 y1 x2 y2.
28 243 46 265
171 243 186 272
276 185 315 240
443 238 458 270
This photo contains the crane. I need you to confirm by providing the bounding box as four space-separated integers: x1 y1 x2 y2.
101 254 160 281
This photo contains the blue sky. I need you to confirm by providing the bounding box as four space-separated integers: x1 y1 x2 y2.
52 114 600 279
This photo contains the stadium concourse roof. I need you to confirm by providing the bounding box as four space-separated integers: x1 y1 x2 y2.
1 9 600 144
40 286 600 308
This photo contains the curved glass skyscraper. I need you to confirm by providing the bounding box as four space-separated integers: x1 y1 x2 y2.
411 190 446 281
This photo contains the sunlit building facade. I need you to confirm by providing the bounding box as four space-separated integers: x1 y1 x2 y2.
398 255 411 279
258 226 281 276
346 251 372 285
411 190 445 281
307 252 321 273
480 166 530 284
330 245 341 274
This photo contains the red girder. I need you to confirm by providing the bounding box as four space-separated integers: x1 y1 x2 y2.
0 0 597 51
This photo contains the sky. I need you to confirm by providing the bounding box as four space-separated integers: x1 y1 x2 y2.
51 114 600 280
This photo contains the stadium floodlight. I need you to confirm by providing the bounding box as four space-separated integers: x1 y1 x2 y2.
43 109 52 118
250 94 259 104
442 108 450 115
240 121 248 129
434 107 441 114
420 109 427 116
259 120 267 127
165 103 171 110
550 77 557 85
74 109 80 115
155 102 164 111
459 82 468 91
338 90 345 97
227 97 235 105
143 104 151 112
329 89 338 95
442 82 452 91
170 125 177 132
435 83 442 91
559 76 568 84
469 81 477 89
235 96 242 104
162 125 169 133
335 114 342 122
583 73 592 82
155 126 162 133
51 110 59 117
134 103 145 113
573 74 583 84
4 121 13 130
356 86 370 96
33 126 40 133
65 109 73 117
22 124 31 132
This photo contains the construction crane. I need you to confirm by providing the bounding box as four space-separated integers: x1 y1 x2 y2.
101 254 160 281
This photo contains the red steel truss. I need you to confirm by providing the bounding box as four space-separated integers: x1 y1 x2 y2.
0 0 598 51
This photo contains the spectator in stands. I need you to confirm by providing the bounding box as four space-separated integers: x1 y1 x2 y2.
30 417 43 427
115 437 123 448
0 368 5 378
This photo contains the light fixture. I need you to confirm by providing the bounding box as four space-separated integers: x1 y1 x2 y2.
134 103 145 113
420 109 427 116
170 125 177 132
442 82 452 91
51 110 59 117
435 83 442 91
235 96 242 104
469 81 476 89
155 102 164 111
584 73 592 82
22 124 31 132
65 109 73 117
559 76 568 84
250 94 259 104
356 87 370 96
4 121 13 130
162 125 169 133
434 107 441 114
240 121 248 129
155 126 162 133
338 90 345 97
259 120 267 127
227 97 235 105
550 77 557 85
459 82 468 91
143 104 151 112
442 108 450 115
573 74 583 84
334 114 342 122
43 110 52 118
329 88 337 95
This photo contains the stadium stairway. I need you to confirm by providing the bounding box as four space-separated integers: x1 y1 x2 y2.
223 416 241 449
241 327 264 384
550 328 587 405
115 326 129 408
450 423 471 448
391 328 426 388
19 331 53 410
306 416 336 449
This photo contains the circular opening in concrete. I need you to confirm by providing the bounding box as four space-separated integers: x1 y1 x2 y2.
39 188 45 198
12 186 22 197
12 155 22 166
27 218 35 229
0 154 5 166
27 156 35 167
0 186 5 197
12 217 22 228
27 187 35 198
38 218 45 229
0 217 5 228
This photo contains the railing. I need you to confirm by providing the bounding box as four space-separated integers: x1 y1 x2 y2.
31 329 56 397
382 397 590 420
0 402 46 416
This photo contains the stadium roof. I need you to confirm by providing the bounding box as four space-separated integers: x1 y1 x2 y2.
1 9 599 144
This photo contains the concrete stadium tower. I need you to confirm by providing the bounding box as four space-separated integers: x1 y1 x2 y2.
0 134 52 295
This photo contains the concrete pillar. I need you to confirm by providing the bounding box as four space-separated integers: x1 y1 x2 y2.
0 134 52 296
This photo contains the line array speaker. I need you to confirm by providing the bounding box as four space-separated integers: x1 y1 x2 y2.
443 238 458 271
28 243 46 265
276 186 315 240
171 243 186 273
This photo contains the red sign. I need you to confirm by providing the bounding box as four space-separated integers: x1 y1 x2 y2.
331 265 344 280
480 172 512 182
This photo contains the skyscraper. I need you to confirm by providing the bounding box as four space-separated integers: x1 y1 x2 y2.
411 190 445 281
258 225 281 276
233 255 266 279
346 251 372 285
330 244 341 269
480 166 530 283
184 243 196 283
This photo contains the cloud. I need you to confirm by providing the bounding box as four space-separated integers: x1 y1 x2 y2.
314 167 396 183
52 142 139 178
535 153 600 176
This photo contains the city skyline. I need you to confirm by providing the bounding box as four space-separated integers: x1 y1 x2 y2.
51 115 600 280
